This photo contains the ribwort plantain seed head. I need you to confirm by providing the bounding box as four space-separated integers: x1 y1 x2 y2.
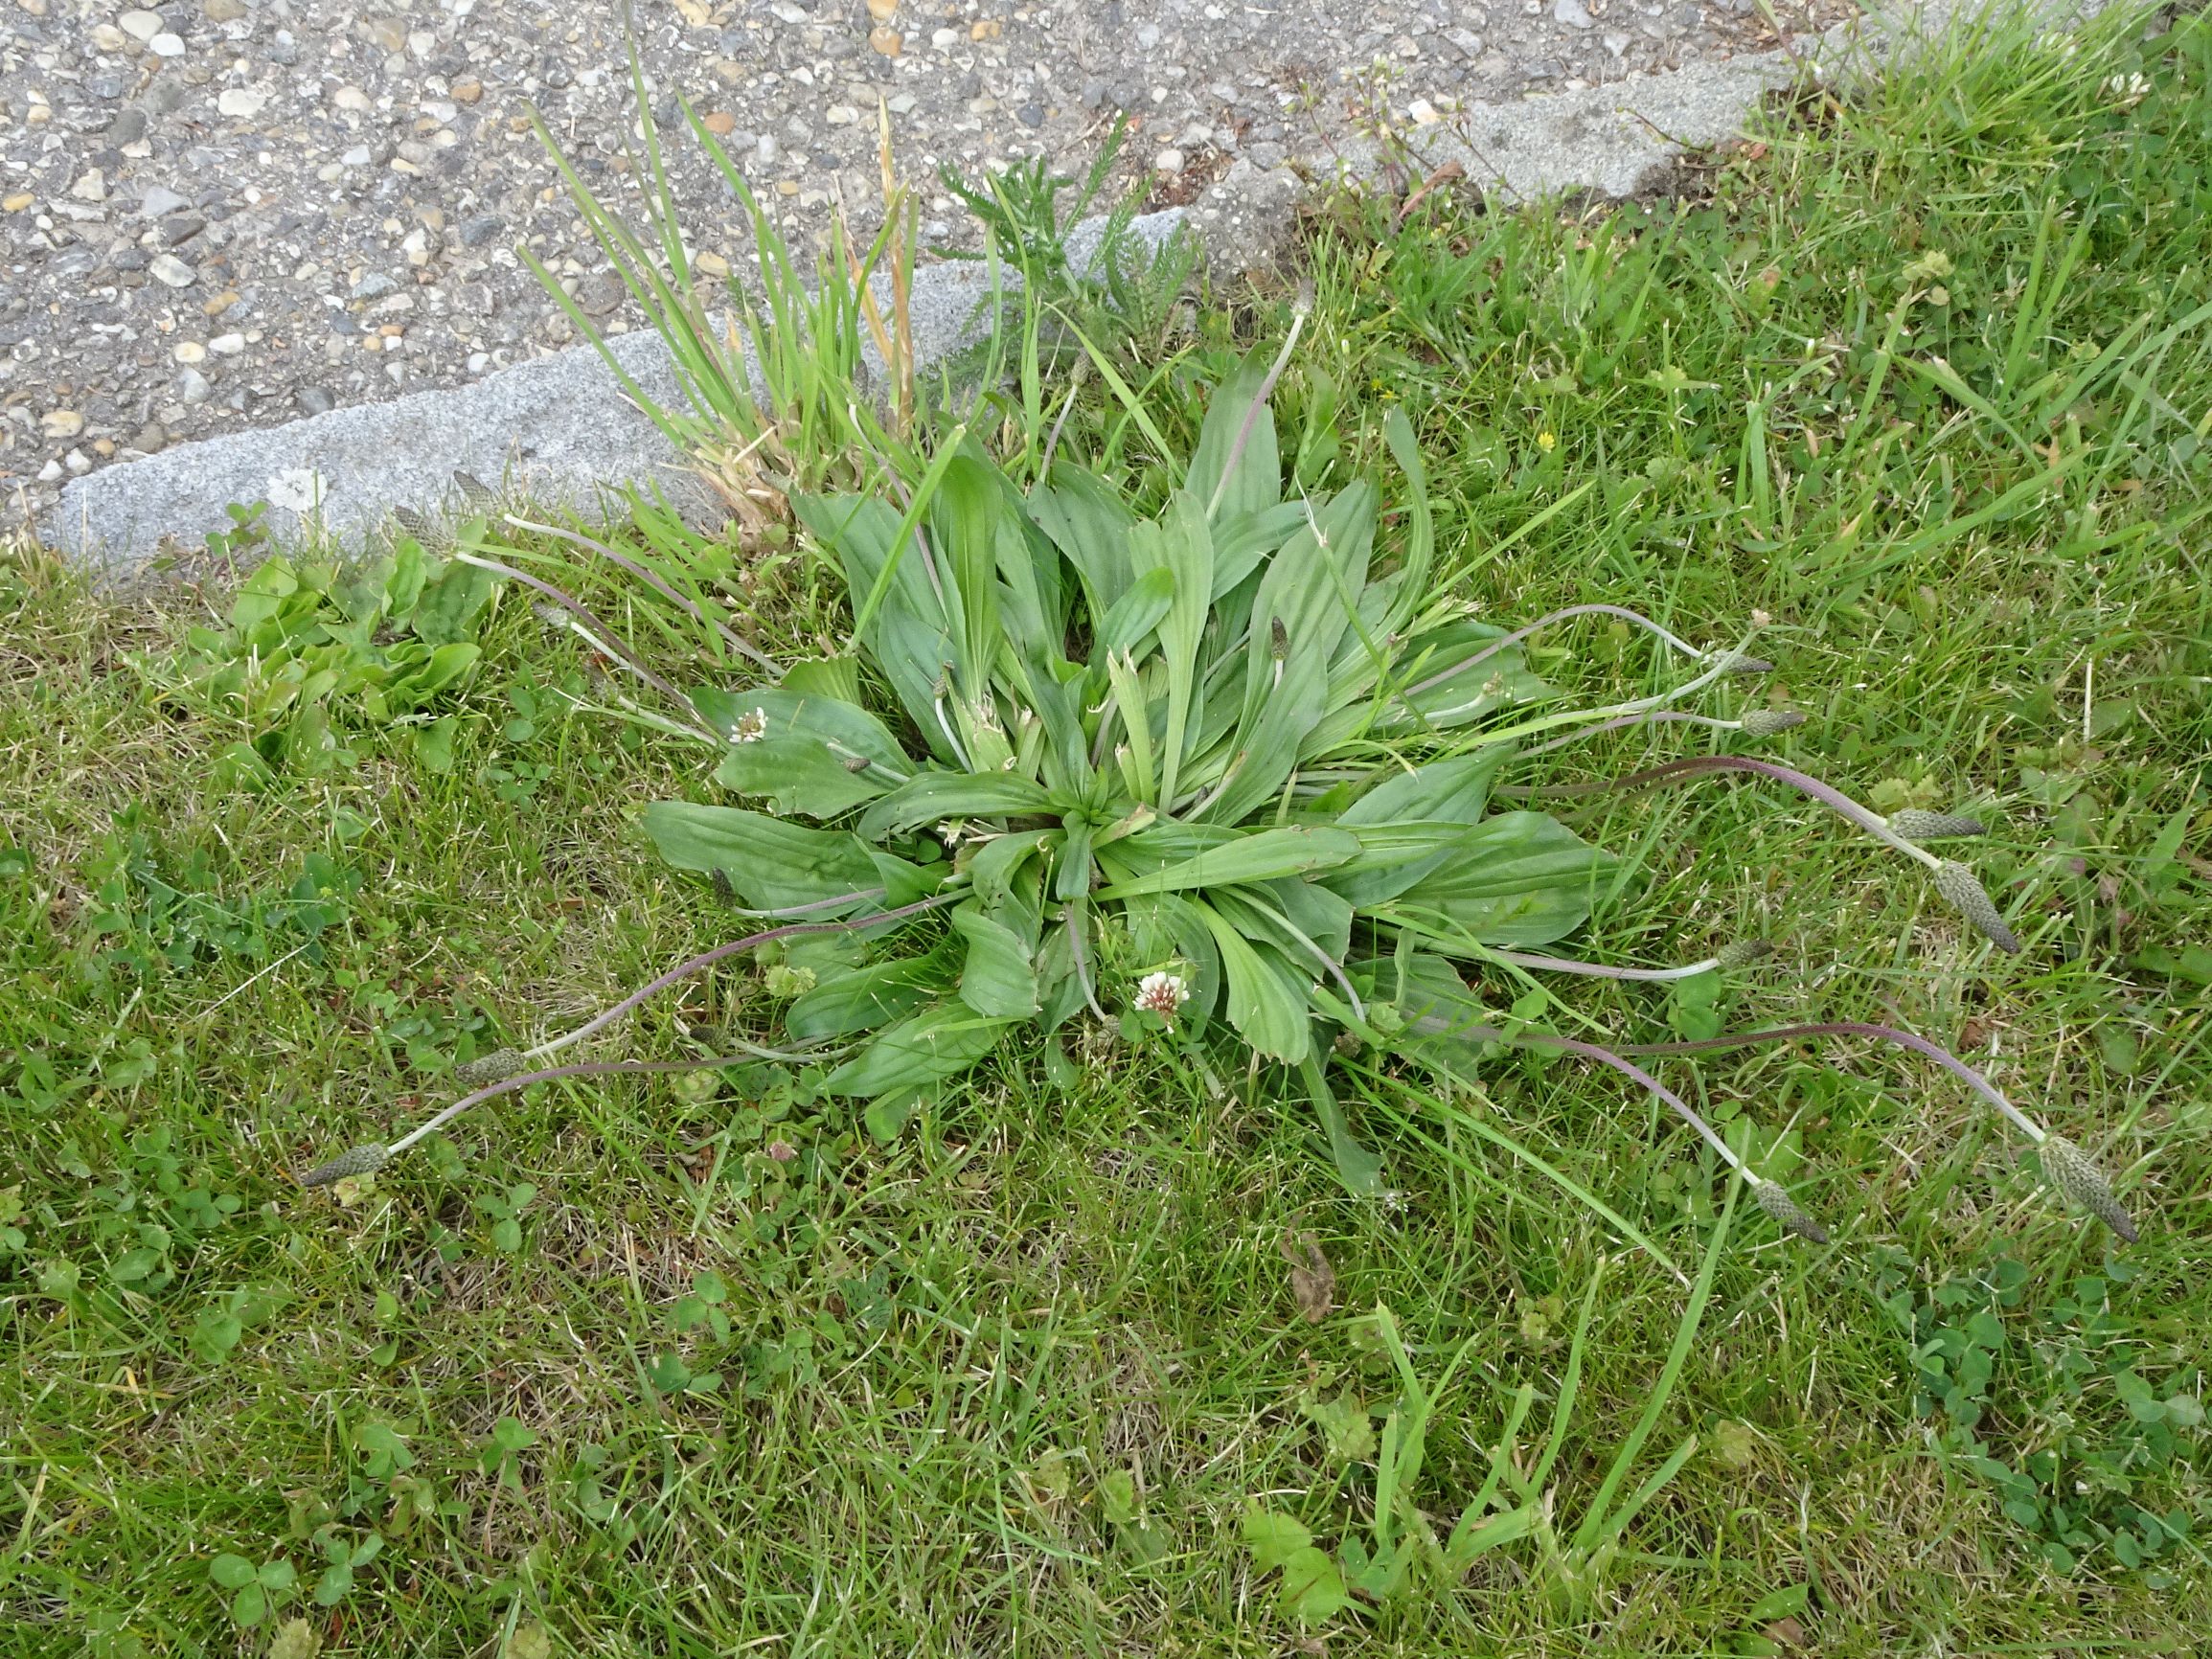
1888 808 1988 842
1933 861 2022 953
1709 649 1775 675
2040 1134 2139 1243
1737 709 1806 737
453 1048 525 1088
298 1144 391 1189
1716 939 1776 970
1751 1176 1830 1243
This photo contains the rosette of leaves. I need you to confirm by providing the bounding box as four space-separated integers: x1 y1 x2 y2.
645 368 1622 1173
303 356 2141 1247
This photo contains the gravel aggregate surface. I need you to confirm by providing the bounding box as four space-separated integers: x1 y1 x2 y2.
3 0 1853 521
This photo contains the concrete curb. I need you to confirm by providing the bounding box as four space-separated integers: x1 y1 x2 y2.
46 213 1185 579
47 0 2109 577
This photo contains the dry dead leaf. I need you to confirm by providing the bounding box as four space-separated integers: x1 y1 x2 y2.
1763 1616 1810 1651
1280 1230 1334 1324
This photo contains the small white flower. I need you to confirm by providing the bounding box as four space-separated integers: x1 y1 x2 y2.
729 707 767 743
2103 72 2150 107
1134 970 1190 1023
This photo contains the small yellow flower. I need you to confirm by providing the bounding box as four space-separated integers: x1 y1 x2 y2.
1537 429 1557 453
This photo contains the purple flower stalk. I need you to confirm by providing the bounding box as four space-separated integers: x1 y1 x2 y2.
1515 755 2022 954
297 890 960 1183
1608 1020 2134 1240
1402 602 1772 702
1407 1011 1825 1242
502 512 777 670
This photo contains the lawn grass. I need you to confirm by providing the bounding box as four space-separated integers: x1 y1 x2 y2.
5 7 2210 1655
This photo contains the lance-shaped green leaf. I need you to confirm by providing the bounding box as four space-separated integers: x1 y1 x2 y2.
1388 812 1619 948
1192 899 1311 1063
1027 461 1137 618
695 685 908 771
1341 749 1506 830
1133 490 1214 810
1091 564 1176 667
965 829 1054 906
642 803 882 909
855 770 1058 838
1390 619 1552 729
1103 648 1158 806
820 1001 1011 1097
1303 1055 1382 1196
951 902 1041 1019
786 950 951 1041
1188 352 1283 524
1094 826 1361 899
1378 404 1433 638
1195 621 1328 825
712 736 884 820
931 453 1003 703
793 490 953 745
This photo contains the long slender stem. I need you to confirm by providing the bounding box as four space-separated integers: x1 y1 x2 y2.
1424 634 1757 744
1608 1020 2045 1141
390 1053 759 1156
1489 949 1723 982
1516 710 1739 758
1402 603 1769 701
1205 290 1310 520
1409 1015 1742 1170
503 512 778 670
1505 755 1940 869
523 891 959 1066
453 549 700 720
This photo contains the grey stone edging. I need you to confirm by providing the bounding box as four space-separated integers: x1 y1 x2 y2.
46 0 2109 577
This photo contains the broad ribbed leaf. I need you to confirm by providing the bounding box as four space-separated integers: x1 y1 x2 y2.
1380 405 1433 637
1189 353 1282 524
712 738 882 820
695 685 907 771
1340 750 1505 828
1134 490 1213 810
967 829 1053 906
1027 462 1136 618
1306 1059 1382 1196
786 952 947 1041
1391 812 1619 947
856 770 1057 839
1391 620 1551 730
1241 481 1376 722
793 491 954 747
1324 822 1485 909
642 803 879 908
932 454 1002 703
1095 827 1360 899
1193 900 1311 1063
1092 565 1176 665
819 1001 1010 1096
951 902 1041 1019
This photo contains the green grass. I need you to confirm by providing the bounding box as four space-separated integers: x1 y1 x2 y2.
5 8 2211 1654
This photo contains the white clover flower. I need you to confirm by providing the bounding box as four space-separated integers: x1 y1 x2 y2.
2104 72 2150 107
1134 970 1190 1023
729 707 767 743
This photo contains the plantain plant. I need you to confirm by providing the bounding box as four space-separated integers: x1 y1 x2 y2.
299 327 2138 1250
